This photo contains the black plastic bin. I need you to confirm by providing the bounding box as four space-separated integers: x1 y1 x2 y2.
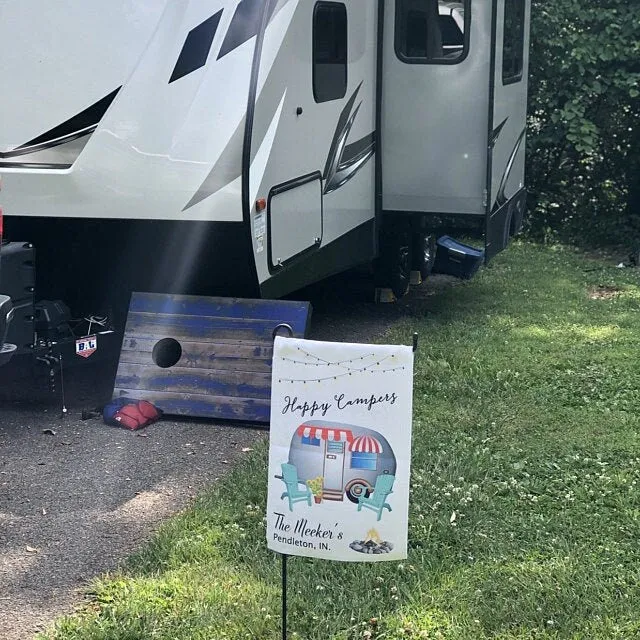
0 242 35 302
433 236 485 279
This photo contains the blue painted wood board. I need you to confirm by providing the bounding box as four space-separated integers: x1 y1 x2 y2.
129 293 309 332
113 292 311 424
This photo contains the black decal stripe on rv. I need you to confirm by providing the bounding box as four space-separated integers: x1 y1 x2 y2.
343 133 376 166
490 117 508 148
325 131 376 195
323 83 376 195
492 127 527 212
0 130 93 160
0 162 72 170
323 83 363 185
170 11 223 83
13 87 121 151
217 0 276 60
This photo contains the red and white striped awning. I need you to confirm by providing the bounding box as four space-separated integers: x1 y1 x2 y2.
349 434 383 454
297 425 353 443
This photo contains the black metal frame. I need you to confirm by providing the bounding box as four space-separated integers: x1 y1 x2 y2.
241 0 277 294
312 1 349 104
501 0 526 86
394 0 471 66
266 171 324 275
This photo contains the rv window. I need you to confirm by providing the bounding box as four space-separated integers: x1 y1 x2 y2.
395 0 469 65
313 2 348 103
502 0 526 84
302 435 321 446
351 451 377 471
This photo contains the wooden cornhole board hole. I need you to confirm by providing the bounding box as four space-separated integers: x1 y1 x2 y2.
113 293 311 424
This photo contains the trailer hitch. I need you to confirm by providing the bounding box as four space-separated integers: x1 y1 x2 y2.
36 344 67 416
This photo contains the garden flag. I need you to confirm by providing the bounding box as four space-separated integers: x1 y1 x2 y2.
266 337 413 562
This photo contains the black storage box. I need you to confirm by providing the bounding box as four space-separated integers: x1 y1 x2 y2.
5 299 35 353
433 236 485 279
0 242 35 301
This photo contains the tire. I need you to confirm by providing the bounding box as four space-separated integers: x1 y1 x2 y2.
412 232 437 282
376 224 412 299
345 479 372 504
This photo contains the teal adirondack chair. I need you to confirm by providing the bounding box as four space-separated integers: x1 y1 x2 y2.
357 474 395 521
279 463 312 511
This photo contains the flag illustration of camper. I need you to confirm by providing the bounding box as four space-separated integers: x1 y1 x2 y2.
283 420 397 508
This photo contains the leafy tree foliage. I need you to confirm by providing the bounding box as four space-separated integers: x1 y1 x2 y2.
526 0 640 245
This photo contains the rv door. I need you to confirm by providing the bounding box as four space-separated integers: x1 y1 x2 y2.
486 0 531 260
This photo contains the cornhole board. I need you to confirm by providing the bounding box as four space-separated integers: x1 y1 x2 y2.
113 293 311 424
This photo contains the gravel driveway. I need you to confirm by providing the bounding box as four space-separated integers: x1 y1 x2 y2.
0 273 456 639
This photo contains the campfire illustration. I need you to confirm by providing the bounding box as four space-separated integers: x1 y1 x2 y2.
366 528 382 544
349 528 394 555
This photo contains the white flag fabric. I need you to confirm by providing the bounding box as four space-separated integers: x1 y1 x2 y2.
266 337 413 562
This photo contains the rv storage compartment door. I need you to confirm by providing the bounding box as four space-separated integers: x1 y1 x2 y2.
269 173 323 268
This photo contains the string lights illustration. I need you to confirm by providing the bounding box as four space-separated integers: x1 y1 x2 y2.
291 347 381 367
277 348 406 383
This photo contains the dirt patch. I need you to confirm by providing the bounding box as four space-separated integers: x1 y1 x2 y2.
588 285 623 300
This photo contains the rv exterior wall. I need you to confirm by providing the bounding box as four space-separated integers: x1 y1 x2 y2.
0 0 251 223
249 0 378 291
487 0 531 212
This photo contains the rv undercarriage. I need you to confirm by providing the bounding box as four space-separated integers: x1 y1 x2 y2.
4 217 258 318
374 211 488 300
2 206 510 338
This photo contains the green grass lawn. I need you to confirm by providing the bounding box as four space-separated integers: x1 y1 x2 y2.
42 243 640 640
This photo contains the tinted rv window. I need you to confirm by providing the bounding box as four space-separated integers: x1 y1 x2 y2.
395 0 469 64
502 0 526 84
313 2 348 103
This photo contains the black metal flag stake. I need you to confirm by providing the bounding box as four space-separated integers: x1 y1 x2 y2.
271 323 294 640
282 553 288 640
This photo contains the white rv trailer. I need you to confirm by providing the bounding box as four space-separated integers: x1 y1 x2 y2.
0 0 530 307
